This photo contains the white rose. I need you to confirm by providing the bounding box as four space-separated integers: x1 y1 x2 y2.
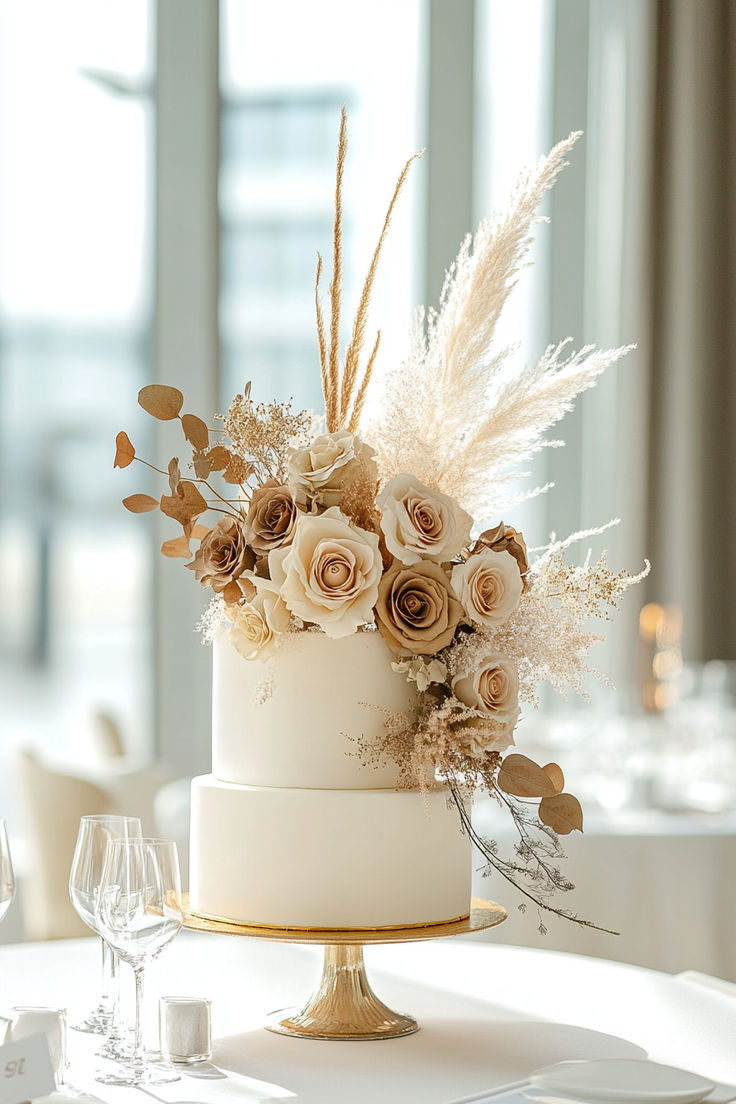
228 582 289 661
451 548 523 628
287 430 377 507
452 653 520 727
269 506 382 638
377 474 473 565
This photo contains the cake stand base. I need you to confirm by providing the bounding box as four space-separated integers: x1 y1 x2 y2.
182 896 507 1041
267 944 417 1040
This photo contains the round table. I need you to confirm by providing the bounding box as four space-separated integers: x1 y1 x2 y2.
1 931 735 1103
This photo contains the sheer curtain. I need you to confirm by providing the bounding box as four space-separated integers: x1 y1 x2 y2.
646 0 736 664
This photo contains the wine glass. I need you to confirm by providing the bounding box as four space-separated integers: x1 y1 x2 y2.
95 838 183 1087
69 814 142 1044
0 819 15 926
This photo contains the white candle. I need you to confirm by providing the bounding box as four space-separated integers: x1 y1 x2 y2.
159 996 212 1064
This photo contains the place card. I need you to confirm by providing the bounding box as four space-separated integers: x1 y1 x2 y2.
0 1032 55 1104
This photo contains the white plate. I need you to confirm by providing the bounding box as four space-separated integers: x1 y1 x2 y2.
529 1059 715 1104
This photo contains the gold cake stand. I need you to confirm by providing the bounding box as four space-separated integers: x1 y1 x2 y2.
182 895 506 1041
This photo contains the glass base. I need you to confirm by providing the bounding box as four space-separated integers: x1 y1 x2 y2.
71 1006 111 1035
95 1063 180 1088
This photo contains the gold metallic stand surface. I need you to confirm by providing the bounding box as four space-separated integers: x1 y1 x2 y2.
182 895 506 1041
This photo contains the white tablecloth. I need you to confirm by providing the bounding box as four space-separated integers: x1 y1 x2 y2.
1 932 735 1104
472 801 736 981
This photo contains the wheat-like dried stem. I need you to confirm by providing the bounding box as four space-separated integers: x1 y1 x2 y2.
340 152 421 425
315 252 331 423
328 106 348 432
348 330 381 433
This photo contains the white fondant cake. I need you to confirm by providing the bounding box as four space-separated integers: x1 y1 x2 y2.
190 630 472 929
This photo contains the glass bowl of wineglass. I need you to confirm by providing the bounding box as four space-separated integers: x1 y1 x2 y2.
0 819 15 928
95 837 183 1087
68 814 142 1046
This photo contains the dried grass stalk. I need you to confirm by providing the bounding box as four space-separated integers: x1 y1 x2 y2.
314 252 330 422
340 152 421 425
366 132 634 519
327 107 348 431
347 330 381 433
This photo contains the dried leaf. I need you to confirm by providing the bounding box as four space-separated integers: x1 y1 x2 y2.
192 524 210 540
543 763 565 794
114 431 135 469
168 457 182 495
539 793 584 835
182 413 210 450
222 580 243 605
193 451 214 478
160 481 208 525
207 445 231 472
138 384 184 421
497 753 557 798
122 493 159 514
222 458 254 485
161 535 192 558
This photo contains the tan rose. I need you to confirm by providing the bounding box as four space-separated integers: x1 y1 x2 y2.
187 516 254 593
228 580 290 661
451 548 523 628
377 474 473 565
287 429 377 507
375 560 463 656
452 653 520 727
477 522 529 579
245 481 300 555
269 506 382 638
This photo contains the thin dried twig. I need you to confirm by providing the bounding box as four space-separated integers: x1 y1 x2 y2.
315 252 328 410
327 106 348 431
340 151 421 425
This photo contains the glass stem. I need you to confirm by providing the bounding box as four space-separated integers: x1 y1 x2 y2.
131 965 145 1078
100 937 112 1006
108 949 122 1042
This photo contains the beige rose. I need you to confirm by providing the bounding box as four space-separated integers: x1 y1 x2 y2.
228 580 290 661
452 653 520 727
375 560 463 656
477 522 529 580
245 481 300 555
187 516 254 593
287 430 377 507
451 548 522 628
377 474 473 565
269 506 382 638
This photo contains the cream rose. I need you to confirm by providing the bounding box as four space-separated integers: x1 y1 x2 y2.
187 516 254 592
287 430 377 507
452 653 520 727
228 580 290 661
269 506 382 638
377 474 473 564
375 560 463 655
245 481 300 555
451 548 523 628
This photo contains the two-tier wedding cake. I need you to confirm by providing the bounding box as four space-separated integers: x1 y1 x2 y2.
116 116 647 934
190 631 471 928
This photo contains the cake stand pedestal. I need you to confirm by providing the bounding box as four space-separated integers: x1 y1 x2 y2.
182 896 506 1041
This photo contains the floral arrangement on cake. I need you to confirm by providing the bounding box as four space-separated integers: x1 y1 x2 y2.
115 113 647 929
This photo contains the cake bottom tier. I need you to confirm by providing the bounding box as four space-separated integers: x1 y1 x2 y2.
189 774 472 929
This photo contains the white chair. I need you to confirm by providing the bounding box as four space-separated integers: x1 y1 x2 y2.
13 748 114 940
